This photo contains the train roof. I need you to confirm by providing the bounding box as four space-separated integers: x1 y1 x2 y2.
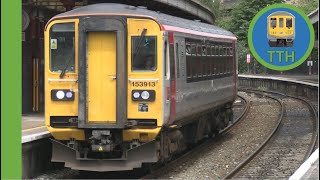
53 3 236 39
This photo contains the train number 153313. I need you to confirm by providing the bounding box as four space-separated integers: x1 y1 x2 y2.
132 82 156 87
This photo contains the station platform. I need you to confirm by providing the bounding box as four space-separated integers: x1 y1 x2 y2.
239 74 319 84
22 113 50 143
290 149 319 180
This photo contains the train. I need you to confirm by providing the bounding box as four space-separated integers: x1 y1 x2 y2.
268 11 295 47
45 3 237 171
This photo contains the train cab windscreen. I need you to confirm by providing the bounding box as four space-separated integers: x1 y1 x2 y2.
286 18 293 28
270 18 277 28
279 18 284 28
49 23 75 73
131 36 157 71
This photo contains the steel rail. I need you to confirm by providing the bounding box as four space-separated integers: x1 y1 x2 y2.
141 95 250 179
223 89 317 179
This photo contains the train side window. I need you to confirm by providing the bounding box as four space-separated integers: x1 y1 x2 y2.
192 58 197 78
216 46 220 56
164 40 168 78
223 47 227 56
131 36 157 71
50 22 75 72
202 45 207 56
230 47 233 56
206 59 211 77
186 43 191 56
211 46 215 56
187 58 192 80
286 18 292 28
197 44 202 56
279 18 284 28
270 18 277 28
191 44 196 56
175 42 180 78
207 45 211 56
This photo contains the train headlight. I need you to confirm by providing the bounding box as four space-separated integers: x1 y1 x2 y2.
132 90 155 101
141 91 150 100
56 90 65 99
133 92 140 99
51 89 75 101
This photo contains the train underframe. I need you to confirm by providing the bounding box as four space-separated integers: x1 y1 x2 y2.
51 103 234 172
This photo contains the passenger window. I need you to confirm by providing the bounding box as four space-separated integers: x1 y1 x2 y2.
187 59 192 79
186 43 191 56
202 45 207 56
216 46 219 56
175 42 180 78
191 44 197 56
286 18 292 28
207 46 211 56
192 59 197 78
131 36 157 71
270 18 277 28
211 46 215 56
223 47 227 56
197 44 202 56
279 18 284 28
164 40 167 77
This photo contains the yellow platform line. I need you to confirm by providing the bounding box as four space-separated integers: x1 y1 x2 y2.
22 125 47 132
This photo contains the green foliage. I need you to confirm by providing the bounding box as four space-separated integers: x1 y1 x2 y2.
199 0 221 18
216 0 284 73
292 0 319 15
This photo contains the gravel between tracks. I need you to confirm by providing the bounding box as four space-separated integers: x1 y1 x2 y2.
156 92 281 179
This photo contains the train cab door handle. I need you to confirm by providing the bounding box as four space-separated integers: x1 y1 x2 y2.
108 75 117 80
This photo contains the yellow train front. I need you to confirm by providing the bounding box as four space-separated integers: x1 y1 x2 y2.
268 11 295 47
45 4 237 171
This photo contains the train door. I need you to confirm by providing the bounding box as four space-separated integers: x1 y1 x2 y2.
87 32 117 123
77 18 127 128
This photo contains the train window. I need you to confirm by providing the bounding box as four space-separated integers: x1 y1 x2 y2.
192 59 197 78
230 47 233 56
187 59 192 79
270 18 277 28
286 18 292 28
186 43 191 56
197 60 202 78
197 44 202 56
191 44 196 56
223 47 227 56
50 22 75 72
219 46 223 56
164 40 168 78
131 36 157 71
216 46 220 56
279 18 284 28
206 59 211 76
202 45 207 56
175 42 180 78
211 46 215 56
207 46 211 56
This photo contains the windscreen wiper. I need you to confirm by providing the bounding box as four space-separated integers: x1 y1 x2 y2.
60 46 74 79
132 28 147 62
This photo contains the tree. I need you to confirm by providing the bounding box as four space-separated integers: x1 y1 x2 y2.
216 0 284 73
293 0 319 15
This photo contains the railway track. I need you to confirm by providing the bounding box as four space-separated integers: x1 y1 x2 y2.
141 95 251 179
223 89 318 179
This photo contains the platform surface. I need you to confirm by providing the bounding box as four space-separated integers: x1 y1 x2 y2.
240 74 318 84
22 113 50 143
